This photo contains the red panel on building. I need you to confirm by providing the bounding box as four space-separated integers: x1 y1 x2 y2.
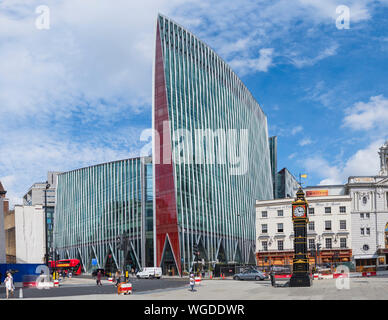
153 21 181 275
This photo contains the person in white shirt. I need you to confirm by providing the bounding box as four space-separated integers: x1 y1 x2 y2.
189 273 195 292
4 272 15 299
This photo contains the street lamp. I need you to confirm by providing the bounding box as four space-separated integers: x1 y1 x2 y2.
117 232 129 281
44 181 51 266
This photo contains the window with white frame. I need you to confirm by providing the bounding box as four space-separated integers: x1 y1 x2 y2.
308 221 315 231
325 221 332 231
308 207 314 215
262 211 267 218
262 224 268 234
340 220 346 230
277 223 284 233
262 241 268 251
277 240 284 251
325 238 332 249
325 207 331 214
340 206 346 213
340 238 347 248
308 239 315 249
277 210 283 217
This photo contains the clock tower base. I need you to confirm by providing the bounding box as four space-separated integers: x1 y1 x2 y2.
289 273 312 287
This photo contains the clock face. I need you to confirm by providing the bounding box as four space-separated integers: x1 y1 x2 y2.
293 206 305 217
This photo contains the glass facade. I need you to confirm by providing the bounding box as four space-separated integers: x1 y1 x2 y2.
153 14 273 275
54 157 152 273
269 136 277 198
276 168 300 199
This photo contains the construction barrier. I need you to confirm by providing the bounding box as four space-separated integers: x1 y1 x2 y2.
118 282 132 295
274 274 292 279
36 281 54 289
23 281 37 288
108 277 113 283
362 271 376 277
53 279 60 287
195 276 201 285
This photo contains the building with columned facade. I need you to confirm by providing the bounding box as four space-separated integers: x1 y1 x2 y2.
256 192 353 268
256 140 388 272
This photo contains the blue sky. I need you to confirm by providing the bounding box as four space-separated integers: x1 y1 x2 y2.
0 0 387 205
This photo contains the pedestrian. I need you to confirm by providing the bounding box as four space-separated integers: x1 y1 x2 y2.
189 273 195 292
96 270 102 286
68 271 72 279
115 270 121 287
131 267 135 277
4 272 15 299
270 266 276 287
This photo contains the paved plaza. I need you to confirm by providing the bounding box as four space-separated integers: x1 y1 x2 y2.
4 276 387 300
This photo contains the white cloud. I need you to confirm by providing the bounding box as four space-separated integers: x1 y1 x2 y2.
229 48 274 75
303 139 384 185
0 127 145 207
0 0 187 121
343 95 388 131
291 44 338 68
288 153 297 160
291 126 303 135
299 137 313 146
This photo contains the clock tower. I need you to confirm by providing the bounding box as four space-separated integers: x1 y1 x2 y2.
290 187 312 287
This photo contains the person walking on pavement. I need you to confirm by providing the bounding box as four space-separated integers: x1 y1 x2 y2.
96 270 102 286
115 270 121 287
269 266 276 287
189 273 195 292
4 272 15 299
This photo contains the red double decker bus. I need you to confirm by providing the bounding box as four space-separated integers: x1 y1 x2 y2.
49 259 82 275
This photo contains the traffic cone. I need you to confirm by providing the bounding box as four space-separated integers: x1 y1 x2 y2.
19 288 23 299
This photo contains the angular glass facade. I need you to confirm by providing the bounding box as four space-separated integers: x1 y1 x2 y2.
54 157 152 273
276 168 300 199
269 136 278 198
153 14 273 275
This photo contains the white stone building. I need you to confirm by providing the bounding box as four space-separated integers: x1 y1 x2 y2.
256 193 352 267
346 141 388 271
15 205 46 264
0 196 6 263
255 140 388 272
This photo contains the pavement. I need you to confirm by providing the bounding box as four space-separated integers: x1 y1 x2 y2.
2 276 388 300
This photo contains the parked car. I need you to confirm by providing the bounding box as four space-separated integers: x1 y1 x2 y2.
136 267 162 279
233 269 267 281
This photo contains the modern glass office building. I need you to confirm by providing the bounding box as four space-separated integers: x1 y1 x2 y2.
54 157 153 273
269 136 278 198
153 14 273 275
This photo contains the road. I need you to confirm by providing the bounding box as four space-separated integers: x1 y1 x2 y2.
0 276 187 299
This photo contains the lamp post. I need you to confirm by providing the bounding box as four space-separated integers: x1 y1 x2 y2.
44 182 51 266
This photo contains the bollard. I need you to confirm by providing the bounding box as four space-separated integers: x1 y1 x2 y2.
19 288 23 299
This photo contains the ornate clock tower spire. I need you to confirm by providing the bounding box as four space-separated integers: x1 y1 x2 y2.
289 187 312 287
379 140 388 176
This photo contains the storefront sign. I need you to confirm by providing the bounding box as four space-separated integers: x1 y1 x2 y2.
306 190 328 197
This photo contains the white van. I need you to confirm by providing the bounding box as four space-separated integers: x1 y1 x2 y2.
136 267 162 279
